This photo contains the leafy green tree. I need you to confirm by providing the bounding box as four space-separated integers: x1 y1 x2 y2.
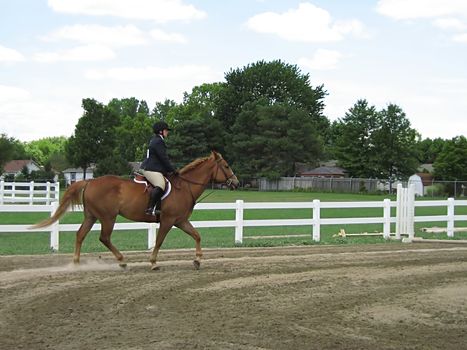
332 100 379 177
218 60 328 134
152 99 178 125
94 151 132 177
230 100 323 178
415 137 446 164
115 113 153 162
24 136 67 165
107 97 140 119
433 136 467 180
66 98 120 178
168 84 225 166
372 104 419 180
0 134 27 173
216 60 328 174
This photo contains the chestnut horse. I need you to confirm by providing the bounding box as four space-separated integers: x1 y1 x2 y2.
32 151 239 270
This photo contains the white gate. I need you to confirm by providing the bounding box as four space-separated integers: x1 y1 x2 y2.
396 183 415 240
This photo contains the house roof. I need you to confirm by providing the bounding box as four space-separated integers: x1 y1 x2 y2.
62 166 95 173
3 159 40 173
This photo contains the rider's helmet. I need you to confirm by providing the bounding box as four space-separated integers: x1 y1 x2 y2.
153 121 171 134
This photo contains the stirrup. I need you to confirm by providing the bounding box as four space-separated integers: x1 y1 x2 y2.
145 208 155 215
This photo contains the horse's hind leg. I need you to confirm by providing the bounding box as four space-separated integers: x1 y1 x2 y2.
176 220 202 270
98 217 126 266
74 214 97 264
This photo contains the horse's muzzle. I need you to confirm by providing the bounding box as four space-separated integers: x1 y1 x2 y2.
226 177 240 190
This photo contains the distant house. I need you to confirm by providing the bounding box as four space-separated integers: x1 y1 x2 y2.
299 166 346 178
2 160 42 178
62 166 95 186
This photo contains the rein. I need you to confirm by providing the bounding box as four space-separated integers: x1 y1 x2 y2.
175 158 236 205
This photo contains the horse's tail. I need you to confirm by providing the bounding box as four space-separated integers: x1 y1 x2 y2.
30 180 90 229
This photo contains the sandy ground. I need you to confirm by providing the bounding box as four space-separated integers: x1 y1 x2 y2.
1 243 467 350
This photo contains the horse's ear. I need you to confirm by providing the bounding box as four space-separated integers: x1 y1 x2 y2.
211 150 221 160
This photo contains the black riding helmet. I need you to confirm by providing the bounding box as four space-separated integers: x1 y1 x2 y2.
153 121 172 134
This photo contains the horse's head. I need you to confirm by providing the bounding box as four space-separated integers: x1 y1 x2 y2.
211 151 239 190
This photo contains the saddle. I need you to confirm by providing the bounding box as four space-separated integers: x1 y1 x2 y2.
133 173 171 200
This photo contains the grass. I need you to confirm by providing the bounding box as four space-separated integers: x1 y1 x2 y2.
1 189 466 255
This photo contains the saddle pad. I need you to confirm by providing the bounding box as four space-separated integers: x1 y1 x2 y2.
133 175 172 200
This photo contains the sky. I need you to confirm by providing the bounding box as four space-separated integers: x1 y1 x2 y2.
1 0 466 141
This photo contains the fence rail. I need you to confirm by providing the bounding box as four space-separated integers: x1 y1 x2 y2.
0 181 59 205
1 189 467 251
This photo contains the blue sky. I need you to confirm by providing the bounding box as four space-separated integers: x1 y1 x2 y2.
1 0 466 141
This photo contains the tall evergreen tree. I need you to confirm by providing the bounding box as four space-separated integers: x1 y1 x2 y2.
332 100 379 177
372 104 419 180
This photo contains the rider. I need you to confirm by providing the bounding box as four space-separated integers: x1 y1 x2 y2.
140 121 177 215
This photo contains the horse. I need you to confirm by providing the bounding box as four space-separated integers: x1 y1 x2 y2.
32 151 239 270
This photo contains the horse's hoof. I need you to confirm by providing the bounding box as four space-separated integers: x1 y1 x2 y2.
193 260 200 270
119 263 127 269
151 264 160 271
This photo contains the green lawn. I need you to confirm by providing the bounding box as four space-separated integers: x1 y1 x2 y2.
1 190 466 255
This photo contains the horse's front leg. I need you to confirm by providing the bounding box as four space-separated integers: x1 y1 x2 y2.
150 221 173 270
175 220 202 270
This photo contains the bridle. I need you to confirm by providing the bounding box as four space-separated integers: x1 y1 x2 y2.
176 157 236 188
175 157 237 205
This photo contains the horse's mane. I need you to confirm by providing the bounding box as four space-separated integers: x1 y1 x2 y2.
179 156 212 175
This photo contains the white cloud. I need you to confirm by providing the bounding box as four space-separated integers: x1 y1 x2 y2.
150 29 186 43
452 33 467 42
433 18 467 31
33 45 116 63
298 49 343 70
0 85 30 101
376 0 467 20
85 64 220 81
47 0 207 23
246 2 365 42
0 45 25 62
43 24 148 47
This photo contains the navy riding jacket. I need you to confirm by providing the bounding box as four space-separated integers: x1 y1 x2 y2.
140 135 176 175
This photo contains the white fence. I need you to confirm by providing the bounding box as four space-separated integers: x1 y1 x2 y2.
1 185 467 251
0 181 59 205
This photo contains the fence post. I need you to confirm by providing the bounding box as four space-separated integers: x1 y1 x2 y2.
0 180 3 205
55 182 60 202
312 199 320 242
383 198 391 239
396 184 403 239
29 181 34 205
407 184 415 240
46 182 51 205
50 201 59 251
235 200 244 244
447 198 455 238
148 223 157 249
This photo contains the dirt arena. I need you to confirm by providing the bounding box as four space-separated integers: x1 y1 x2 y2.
1 243 467 350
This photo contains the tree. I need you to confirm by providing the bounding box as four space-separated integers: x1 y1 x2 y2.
230 100 323 178
66 98 120 178
216 60 328 174
332 100 379 177
415 137 446 164
434 136 467 181
24 136 67 165
0 134 27 173
371 104 419 180
218 59 328 136
168 84 224 166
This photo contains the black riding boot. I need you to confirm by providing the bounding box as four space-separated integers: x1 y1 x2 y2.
145 186 164 215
